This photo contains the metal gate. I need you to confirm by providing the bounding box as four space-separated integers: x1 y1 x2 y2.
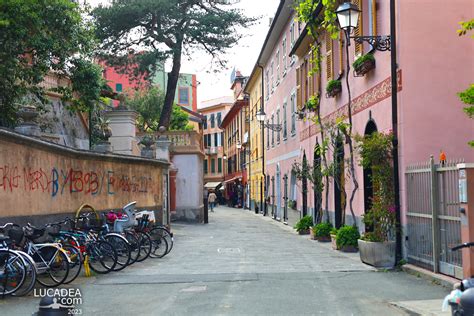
405 157 463 279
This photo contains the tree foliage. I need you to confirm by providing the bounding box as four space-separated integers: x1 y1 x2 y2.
457 18 474 147
92 0 256 129
127 87 192 132
0 0 100 127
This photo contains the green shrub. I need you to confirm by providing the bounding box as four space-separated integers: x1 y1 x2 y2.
313 222 332 237
330 227 338 235
336 225 360 249
294 215 313 232
352 53 375 70
326 79 341 94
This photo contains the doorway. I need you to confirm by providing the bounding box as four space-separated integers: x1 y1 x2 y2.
363 120 377 231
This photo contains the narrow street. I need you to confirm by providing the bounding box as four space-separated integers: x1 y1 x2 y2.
0 206 449 315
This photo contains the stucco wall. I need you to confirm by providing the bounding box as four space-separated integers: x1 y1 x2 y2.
0 129 167 219
172 154 204 221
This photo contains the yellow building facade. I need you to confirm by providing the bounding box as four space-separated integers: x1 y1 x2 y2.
244 66 264 212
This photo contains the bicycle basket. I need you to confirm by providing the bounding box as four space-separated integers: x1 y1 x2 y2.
7 227 25 246
24 226 46 242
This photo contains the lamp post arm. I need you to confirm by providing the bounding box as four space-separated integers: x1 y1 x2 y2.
350 35 391 52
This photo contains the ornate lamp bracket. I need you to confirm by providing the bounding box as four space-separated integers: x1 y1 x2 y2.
351 35 391 52
263 123 282 132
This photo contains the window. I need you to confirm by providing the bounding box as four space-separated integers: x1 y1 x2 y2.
282 37 287 73
276 50 280 83
210 114 215 128
218 158 222 173
325 32 333 81
271 114 275 147
266 120 270 149
276 108 280 144
178 87 189 105
115 83 123 92
291 92 296 135
283 101 288 140
270 61 274 90
265 70 270 99
290 23 295 47
204 134 208 148
354 0 363 56
217 112 222 126
214 133 218 148
207 134 212 147
211 158 216 173
203 115 208 129
204 159 208 174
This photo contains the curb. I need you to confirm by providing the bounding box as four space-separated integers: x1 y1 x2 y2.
402 264 458 289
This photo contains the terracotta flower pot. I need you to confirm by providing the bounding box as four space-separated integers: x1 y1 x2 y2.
331 234 339 250
316 236 331 242
298 229 310 235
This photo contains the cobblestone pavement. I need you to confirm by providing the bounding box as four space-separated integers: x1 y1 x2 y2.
0 205 450 315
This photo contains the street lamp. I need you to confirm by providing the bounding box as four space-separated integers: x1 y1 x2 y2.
336 2 391 51
335 1 401 260
255 109 282 132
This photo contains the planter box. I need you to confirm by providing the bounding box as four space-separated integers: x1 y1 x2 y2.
316 236 331 242
326 85 342 98
358 239 396 268
298 229 310 235
331 234 339 250
354 58 376 77
340 245 358 253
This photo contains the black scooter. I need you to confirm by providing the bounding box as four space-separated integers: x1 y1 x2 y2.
446 242 474 315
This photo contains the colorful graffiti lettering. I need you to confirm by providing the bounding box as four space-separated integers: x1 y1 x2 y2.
0 164 152 198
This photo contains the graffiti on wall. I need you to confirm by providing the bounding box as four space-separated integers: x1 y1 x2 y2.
0 165 152 197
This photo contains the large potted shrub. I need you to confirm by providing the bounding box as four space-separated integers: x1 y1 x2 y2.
336 225 360 252
356 132 397 268
294 215 313 235
311 222 332 242
353 53 376 77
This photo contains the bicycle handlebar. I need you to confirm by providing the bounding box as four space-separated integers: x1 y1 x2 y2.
452 242 474 251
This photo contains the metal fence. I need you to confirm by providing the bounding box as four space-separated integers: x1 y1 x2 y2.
405 157 463 279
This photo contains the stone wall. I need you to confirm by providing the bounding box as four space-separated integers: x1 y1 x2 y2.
0 129 168 223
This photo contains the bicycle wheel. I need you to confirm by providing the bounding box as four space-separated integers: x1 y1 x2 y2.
35 246 69 288
150 235 168 259
149 227 173 254
87 240 117 274
135 232 152 262
12 251 37 297
61 244 82 284
124 232 140 265
104 234 131 271
0 249 26 296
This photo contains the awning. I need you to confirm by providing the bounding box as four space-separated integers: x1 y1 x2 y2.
223 176 242 184
204 182 222 189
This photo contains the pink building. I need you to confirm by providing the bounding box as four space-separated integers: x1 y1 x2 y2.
250 0 473 276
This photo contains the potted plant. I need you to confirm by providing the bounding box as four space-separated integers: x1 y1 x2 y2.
330 227 339 249
356 132 397 268
326 79 342 98
294 215 313 235
353 53 376 77
311 222 332 242
288 199 297 210
336 225 360 252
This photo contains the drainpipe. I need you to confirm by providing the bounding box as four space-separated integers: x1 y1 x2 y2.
257 64 265 216
390 0 402 261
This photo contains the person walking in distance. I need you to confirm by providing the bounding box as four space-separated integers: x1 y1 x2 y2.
208 190 217 212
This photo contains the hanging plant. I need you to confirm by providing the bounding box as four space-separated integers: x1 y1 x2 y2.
353 53 376 77
326 79 342 98
305 95 319 112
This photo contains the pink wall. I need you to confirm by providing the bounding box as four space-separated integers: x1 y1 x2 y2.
398 0 474 224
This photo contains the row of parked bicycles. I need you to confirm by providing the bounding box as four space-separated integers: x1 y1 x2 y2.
0 201 173 297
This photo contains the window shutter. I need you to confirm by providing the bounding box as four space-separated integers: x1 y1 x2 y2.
339 31 344 74
353 0 363 56
325 32 333 81
371 0 377 36
296 66 303 111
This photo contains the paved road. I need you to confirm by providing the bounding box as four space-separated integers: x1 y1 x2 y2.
0 206 450 315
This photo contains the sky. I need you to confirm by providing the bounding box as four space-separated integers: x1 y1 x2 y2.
87 0 280 108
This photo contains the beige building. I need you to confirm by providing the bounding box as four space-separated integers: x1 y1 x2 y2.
199 97 233 189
